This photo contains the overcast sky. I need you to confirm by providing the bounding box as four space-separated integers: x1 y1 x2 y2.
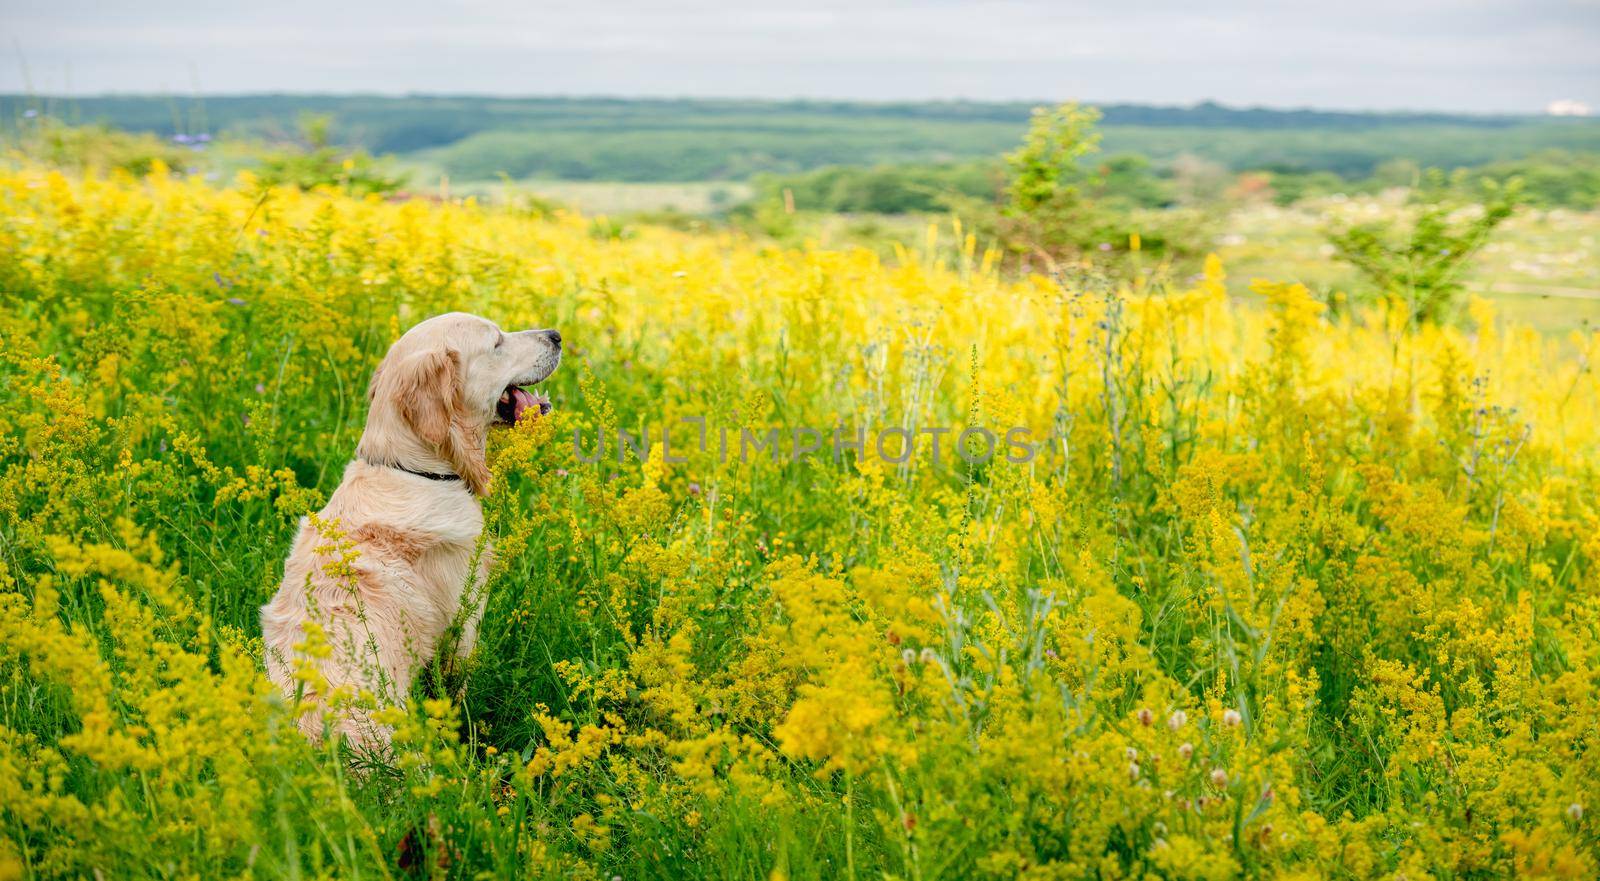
3 1 1597 112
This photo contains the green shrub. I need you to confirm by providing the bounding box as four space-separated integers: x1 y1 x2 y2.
252 114 407 196
1325 171 1519 323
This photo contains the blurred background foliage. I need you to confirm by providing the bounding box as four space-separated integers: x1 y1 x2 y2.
5 93 1599 331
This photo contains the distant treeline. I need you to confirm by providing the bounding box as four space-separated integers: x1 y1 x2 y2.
759 150 1600 214
4 94 1599 183
756 155 1172 215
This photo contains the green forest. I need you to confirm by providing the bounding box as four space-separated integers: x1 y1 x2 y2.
6 93 1599 183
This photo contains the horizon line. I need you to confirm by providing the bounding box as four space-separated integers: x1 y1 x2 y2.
1 91 1583 121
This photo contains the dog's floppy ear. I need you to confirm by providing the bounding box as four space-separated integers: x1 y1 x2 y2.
388 348 491 496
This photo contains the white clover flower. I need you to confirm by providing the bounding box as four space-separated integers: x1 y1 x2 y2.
1168 709 1187 731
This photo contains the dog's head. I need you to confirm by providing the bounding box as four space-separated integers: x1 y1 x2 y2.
359 312 562 495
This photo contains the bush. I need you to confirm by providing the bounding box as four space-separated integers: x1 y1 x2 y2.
251 114 407 196
1465 150 1600 210
3 116 198 176
1326 171 1519 323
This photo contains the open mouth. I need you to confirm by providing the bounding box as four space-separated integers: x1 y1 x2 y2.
495 385 552 424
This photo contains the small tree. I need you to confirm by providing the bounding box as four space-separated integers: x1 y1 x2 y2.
987 103 1211 274
1325 171 1519 324
996 104 1112 264
1004 103 1103 216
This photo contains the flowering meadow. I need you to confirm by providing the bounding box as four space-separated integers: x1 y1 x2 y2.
2 163 1598 880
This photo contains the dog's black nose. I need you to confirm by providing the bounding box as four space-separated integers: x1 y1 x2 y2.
546 329 562 348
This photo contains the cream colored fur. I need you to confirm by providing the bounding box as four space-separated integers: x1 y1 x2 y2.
260 312 560 749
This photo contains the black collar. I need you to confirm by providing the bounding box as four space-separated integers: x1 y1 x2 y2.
362 458 461 483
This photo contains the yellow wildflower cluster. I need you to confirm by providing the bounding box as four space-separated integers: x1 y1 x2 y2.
0 164 1597 877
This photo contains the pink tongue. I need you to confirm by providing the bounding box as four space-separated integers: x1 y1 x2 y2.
510 387 536 421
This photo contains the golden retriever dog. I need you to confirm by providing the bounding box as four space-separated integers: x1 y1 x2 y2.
260 312 561 748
